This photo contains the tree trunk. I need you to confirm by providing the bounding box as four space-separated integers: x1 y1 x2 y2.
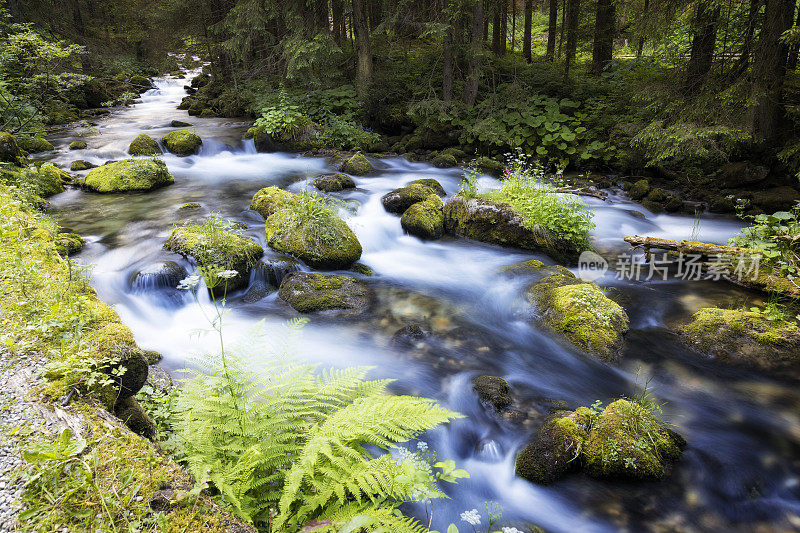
465 0 485 106
564 0 580 76
546 0 557 60
684 2 721 92
730 0 761 78
591 0 615 74
511 0 517 52
492 2 502 55
352 0 373 98
523 0 533 62
443 6 455 102
636 0 649 57
748 0 794 141
500 1 508 55
332 0 344 44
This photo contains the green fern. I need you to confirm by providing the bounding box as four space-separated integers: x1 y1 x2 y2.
172 348 463 531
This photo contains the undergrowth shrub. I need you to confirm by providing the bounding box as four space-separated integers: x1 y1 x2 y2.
730 200 800 281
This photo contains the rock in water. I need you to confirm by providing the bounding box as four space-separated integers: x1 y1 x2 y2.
128 133 162 156
250 186 301 218
278 272 371 314
0 132 22 163
340 153 374 175
265 209 362 269
161 130 202 156
401 194 444 239
84 159 174 193
313 173 355 192
382 179 446 214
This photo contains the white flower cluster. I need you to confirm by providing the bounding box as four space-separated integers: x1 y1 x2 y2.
460 508 481 526
218 269 238 279
502 527 523 533
177 274 200 290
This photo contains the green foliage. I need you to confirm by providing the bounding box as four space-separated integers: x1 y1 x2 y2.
731 201 800 280
480 154 595 250
316 116 381 151
253 91 314 142
172 340 464 531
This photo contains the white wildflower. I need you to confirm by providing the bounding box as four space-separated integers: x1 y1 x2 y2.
218 269 238 279
177 274 200 290
502 528 523 533
416 441 428 451
460 509 481 526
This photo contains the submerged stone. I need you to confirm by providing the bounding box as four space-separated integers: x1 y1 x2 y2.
70 160 96 171
516 411 587 484
472 375 512 411
69 140 88 150
278 272 370 313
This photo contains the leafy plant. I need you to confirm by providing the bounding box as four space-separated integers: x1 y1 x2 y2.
730 201 800 281
254 91 314 142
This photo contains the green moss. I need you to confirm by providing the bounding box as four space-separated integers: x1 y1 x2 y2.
278 272 370 313
471 156 505 175
472 375 511 410
250 186 301 218
171 120 193 128
515 413 586 484
128 133 162 156
382 179 446 214
526 273 629 362
340 152 374 175
0 132 22 164
583 399 683 480
178 202 202 210
164 223 263 291
70 160 95 171
265 207 362 269
351 262 374 276
55 232 85 256
431 153 458 168
313 172 356 192
629 179 650 200
17 136 54 153
69 140 87 150
678 307 800 367
161 130 202 156
84 159 174 193
500 259 546 275
400 194 444 239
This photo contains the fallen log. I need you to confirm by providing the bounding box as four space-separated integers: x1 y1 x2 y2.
622 236 757 257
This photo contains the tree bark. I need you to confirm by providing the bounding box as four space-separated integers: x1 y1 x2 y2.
352 0 373 98
591 0 615 74
523 0 533 62
730 0 760 78
546 0 558 60
465 0 485 106
443 4 455 102
748 0 794 142
500 0 508 55
564 0 581 76
684 2 721 92
492 2 502 55
332 0 344 44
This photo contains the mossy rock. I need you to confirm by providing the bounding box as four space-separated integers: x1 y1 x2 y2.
171 120 193 128
500 259 546 276
647 187 668 203
128 133 162 156
129 75 152 88
629 179 650 200
0 163 64 198
17 136 53 153
340 153 374 175
85 159 174 193
163 225 263 291
69 140 88 150
250 186 301 219
115 396 155 439
382 179 446 214
265 209 362 269
472 375 512 411
516 412 587 484
472 156 505 176
161 130 202 156
313 173 355 192
351 262 374 276
526 269 629 362
401 194 444 240
583 399 684 480
55 232 85 256
86 322 150 403
677 307 800 369
35 163 70 196
431 153 458 168
443 196 585 265
70 160 96 171
278 272 371 313
0 132 22 163
178 202 202 210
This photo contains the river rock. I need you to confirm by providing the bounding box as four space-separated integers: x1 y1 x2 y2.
69 140 88 150
677 307 800 369
278 272 371 313
628 179 650 200
401 194 444 239
382 179 446 214
70 160 96 171
16 136 53 153
749 186 800 213
516 409 588 484
443 196 585 264
265 208 362 269
171 120 193 128
431 153 457 168
115 396 155 439
128 133 162 156
340 153 374 175
84 159 174 193
250 186 301 218
0 132 21 163
472 375 512 411
313 172 355 192
717 161 769 188
130 261 188 292
34 163 70 196
161 130 202 156
525 265 629 362
164 225 263 292
55 232 85 256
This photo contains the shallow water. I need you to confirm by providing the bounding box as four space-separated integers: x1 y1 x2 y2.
44 74 800 532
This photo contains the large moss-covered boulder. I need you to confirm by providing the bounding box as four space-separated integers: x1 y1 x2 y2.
250 186 301 219
265 208 362 269
0 132 21 163
70 160 96 171
55 232 85 256
84 159 174 193
677 307 800 369
431 153 457 168
314 173 355 192
583 399 685 480
278 272 371 314
382 179 446 214
128 133 162 156
525 266 629 362
472 375 512 411
401 194 444 240
516 410 589 484
85 321 149 402
443 196 585 264
161 130 202 156
628 179 650 201
35 163 70 196
69 140 87 150
340 153 374 175
164 225 263 292
17 136 53 153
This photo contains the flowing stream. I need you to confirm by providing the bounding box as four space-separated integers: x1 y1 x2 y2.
41 73 800 532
